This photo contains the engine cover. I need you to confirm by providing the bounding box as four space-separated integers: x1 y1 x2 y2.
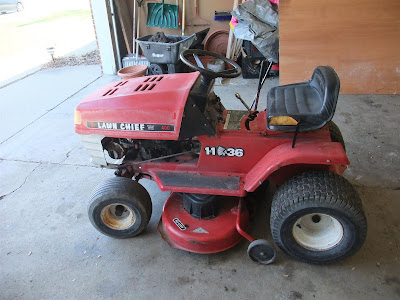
75 72 200 140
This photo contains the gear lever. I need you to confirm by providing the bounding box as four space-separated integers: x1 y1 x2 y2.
235 93 251 113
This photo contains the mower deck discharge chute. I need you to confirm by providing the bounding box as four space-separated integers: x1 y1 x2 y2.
75 50 367 265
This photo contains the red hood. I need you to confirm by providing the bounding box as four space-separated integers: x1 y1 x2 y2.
75 72 200 140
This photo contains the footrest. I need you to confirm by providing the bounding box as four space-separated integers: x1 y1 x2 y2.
157 172 241 190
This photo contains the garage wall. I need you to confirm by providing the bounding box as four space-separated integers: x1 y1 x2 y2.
279 0 400 94
127 0 233 40
91 0 118 74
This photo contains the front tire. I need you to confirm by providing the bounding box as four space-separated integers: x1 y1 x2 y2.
88 177 152 238
270 170 367 264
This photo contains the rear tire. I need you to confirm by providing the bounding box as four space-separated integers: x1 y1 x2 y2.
88 177 152 238
270 170 367 264
328 121 346 152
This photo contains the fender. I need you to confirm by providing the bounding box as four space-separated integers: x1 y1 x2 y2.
244 141 349 192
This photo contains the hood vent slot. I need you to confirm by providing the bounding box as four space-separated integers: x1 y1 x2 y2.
140 84 149 91
134 82 158 92
103 88 119 96
114 81 127 87
144 76 163 83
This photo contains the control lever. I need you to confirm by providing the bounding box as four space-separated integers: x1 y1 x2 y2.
235 93 258 131
235 93 251 113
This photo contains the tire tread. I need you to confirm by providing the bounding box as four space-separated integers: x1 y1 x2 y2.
328 121 346 152
88 177 152 238
270 170 367 264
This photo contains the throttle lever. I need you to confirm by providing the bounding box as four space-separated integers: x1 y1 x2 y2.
235 93 251 113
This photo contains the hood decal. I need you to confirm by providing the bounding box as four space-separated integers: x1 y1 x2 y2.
87 121 174 132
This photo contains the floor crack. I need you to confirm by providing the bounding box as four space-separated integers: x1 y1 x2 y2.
58 145 79 164
0 163 41 201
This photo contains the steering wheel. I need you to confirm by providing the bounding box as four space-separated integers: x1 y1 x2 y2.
180 49 242 79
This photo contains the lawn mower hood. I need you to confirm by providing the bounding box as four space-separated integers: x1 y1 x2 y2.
74 72 200 140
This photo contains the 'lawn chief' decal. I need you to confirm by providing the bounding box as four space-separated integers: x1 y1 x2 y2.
87 121 174 132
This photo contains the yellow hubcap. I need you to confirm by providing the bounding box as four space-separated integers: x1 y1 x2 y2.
100 204 135 230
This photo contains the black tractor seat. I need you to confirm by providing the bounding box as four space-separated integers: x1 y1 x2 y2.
267 66 340 132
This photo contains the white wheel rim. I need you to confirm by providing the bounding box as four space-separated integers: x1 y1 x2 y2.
100 203 135 230
292 213 344 251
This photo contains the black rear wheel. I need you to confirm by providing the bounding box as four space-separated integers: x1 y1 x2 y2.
270 170 367 264
88 177 152 238
148 63 166 75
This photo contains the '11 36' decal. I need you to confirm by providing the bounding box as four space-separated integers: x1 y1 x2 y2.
204 146 244 157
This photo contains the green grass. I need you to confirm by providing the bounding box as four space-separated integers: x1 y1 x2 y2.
17 10 90 27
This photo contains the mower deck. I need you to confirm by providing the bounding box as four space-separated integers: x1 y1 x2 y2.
157 193 249 254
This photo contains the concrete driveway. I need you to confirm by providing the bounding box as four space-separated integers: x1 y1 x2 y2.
0 0 96 86
0 66 399 299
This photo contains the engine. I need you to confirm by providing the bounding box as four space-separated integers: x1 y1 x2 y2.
102 138 201 163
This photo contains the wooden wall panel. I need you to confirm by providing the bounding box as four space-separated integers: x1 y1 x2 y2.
279 0 400 94
115 0 133 53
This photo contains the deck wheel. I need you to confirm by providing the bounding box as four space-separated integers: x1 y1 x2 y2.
247 239 276 265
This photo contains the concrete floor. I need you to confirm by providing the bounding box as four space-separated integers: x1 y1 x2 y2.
0 66 399 299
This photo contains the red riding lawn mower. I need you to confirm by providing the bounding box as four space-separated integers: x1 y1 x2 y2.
74 50 367 265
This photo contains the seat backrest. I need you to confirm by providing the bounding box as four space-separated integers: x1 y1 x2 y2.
310 66 340 119
266 66 340 132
